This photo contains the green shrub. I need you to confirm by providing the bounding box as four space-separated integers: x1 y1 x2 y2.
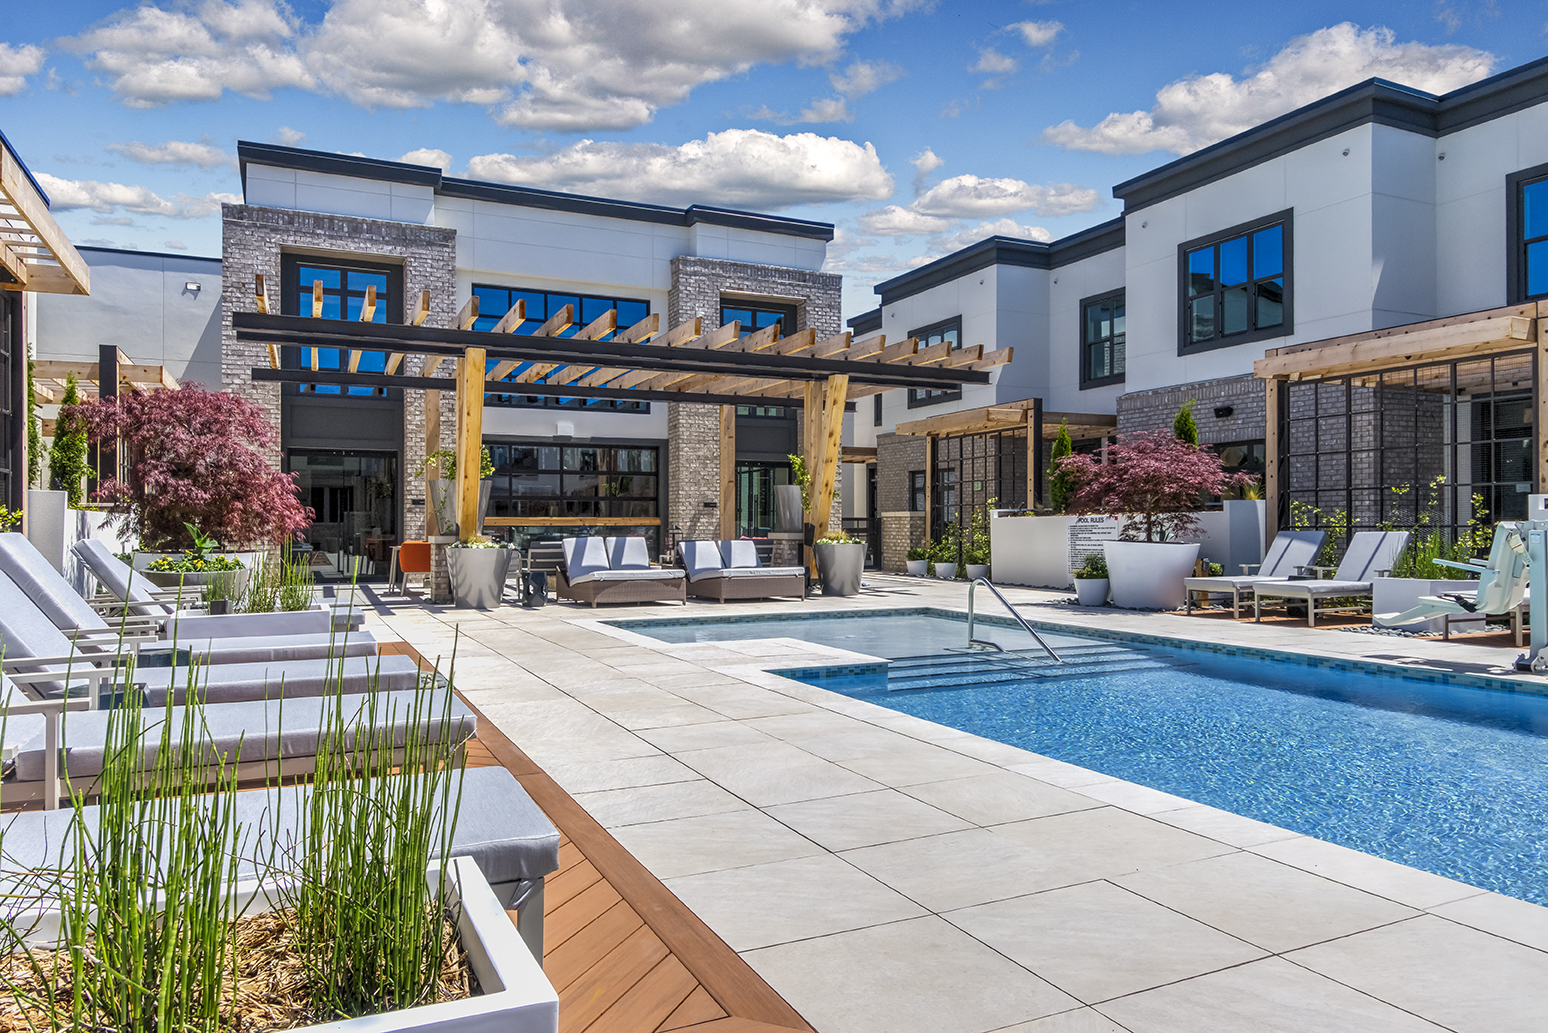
1073 553 1109 579
50 374 89 507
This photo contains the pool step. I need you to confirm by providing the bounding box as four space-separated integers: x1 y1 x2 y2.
885 644 1186 692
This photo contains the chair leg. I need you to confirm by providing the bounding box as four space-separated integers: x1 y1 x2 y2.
1307 600 1316 628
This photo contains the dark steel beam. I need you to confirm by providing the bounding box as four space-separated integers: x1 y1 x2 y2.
232 311 987 388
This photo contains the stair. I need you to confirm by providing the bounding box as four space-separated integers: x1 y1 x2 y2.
885 642 1188 693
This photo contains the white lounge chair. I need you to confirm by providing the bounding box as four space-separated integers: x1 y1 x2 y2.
1376 524 1528 639
1183 530 1327 617
1252 530 1412 627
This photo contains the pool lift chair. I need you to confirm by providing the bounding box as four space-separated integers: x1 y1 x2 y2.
1375 524 1528 640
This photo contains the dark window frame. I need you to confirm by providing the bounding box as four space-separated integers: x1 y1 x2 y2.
908 470 926 512
280 254 404 397
907 315 964 409
1176 209 1293 356
1079 288 1126 390
873 394 883 427
720 298 799 338
1506 161 1548 304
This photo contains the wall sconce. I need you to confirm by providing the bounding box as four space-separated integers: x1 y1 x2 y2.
1214 405 1234 419
184 281 202 294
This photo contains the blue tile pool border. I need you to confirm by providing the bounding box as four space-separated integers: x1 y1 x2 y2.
607 606 1548 699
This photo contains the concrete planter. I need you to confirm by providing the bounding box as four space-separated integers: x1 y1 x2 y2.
934 562 958 580
1103 541 1199 610
1074 578 1109 606
447 547 513 609
773 484 804 534
139 561 251 603
905 559 928 576
429 479 493 538
1372 577 1484 633
965 563 990 581
815 542 864 596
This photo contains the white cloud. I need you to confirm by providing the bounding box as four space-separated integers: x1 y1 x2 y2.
910 147 944 193
858 205 952 235
36 172 239 219
797 97 851 123
929 217 1052 253
466 129 893 209
67 0 926 131
1010 20 1062 47
63 0 315 107
1043 22 1494 156
106 138 235 170
165 240 190 249
972 48 1018 74
399 147 453 172
913 174 1099 218
829 59 903 98
0 43 44 96
272 125 305 145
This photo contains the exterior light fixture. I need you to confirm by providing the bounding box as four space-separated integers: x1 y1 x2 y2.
1214 405 1234 418
184 281 202 292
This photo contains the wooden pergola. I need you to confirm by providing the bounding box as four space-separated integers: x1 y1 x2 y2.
234 287 1008 569
892 398 1116 540
0 139 89 296
1254 302 1546 542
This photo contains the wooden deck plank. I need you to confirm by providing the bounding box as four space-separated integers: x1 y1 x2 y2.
590 954 699 1033
546 857 605 906
656 985 727 1030
559 923 671 1033
547 875 625 955
546 898 647 993
556 837 587 878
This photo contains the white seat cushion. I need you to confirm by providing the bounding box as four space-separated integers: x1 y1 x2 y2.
568 568 685 586
678 541 725 581
562 537 612 579
604 536 653 570
719 540 761 569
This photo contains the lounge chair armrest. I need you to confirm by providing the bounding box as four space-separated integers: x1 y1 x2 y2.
1 698 90 717
1296 565 1338 578
1239 564 1261 574
1432 558 1485 573
2 653 112 672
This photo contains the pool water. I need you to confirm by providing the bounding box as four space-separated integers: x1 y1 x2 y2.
619 610 1548 905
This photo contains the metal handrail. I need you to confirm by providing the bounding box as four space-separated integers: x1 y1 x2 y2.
966 578 1063 663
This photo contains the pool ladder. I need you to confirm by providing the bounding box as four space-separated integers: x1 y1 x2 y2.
966 578 1063 664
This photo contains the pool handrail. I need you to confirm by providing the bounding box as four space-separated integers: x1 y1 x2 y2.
966 578 1063 664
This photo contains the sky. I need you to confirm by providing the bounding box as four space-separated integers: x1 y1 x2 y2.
0 0 1540 319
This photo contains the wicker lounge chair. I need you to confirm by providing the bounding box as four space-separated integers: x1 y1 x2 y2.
554 536 686 607
1252 530 1411 627
1183 530 1326 617
678 540 806 601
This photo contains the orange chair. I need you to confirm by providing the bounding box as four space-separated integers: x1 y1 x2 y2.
389 540 432 596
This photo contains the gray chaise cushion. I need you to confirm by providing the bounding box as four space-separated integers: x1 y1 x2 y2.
73 539 172 616
567 568 683 586
604 537 652 570
0 534 110 634
719 539 761 569
170 631 378 666
13 689 476 783
562 537 611 580
130 654 421 706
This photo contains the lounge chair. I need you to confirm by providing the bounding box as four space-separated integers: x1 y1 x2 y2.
1376 524 1528 640
1183 530 1326 617
1 683 478 808
0 574 419 707
0 535 377 665
0 765 559 961
555 536 686 607
677 540 806 602
1252 530 1412 627
74 538 363 633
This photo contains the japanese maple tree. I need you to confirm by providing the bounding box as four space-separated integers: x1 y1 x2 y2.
63 384 311 550
1056 430 1254 542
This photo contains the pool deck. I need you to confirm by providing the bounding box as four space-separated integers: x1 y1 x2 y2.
364 574 1548 1033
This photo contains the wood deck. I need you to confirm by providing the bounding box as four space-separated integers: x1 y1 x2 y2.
390 643 814 1033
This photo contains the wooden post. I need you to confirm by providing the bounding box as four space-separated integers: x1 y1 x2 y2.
810 374 848 538
1264 376 1282 548
802 381 821 575
719 405 737 540
423 388 442 536
1029 396 1043 510
456 348 486 543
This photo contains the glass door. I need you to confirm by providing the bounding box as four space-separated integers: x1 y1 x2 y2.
734 461 791 538
285 449 399 581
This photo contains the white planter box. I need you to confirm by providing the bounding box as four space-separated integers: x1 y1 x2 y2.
964 563 990 581
1104 541 1199 610
934 562 958 580
1074 578 1109 606
162 608 334 640
906 559 927 576
1372 577 1484 633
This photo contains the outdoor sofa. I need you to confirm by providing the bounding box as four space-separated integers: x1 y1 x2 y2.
1182 529 1326 617
1252 530 1411 627
677 540 806 601
555 536 686 607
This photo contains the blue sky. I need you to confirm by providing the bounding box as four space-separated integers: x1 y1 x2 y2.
0 0 1540 317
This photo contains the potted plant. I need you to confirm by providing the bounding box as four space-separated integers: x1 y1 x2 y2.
778 453 810 534
905 545 929 576
931 526 960 580
1072 552 1109 606
421 446 495 538
66 384 311 556
963 499 993 581
1058 428 1252 609
814 531 865 596
141 521 251 600
446 535 514 608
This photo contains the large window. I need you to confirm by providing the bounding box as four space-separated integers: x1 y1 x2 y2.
721 300 797 337
1508 164 1548 302
486 442 663 555
1080 289 1125 389
1179 211 1291 354
908 471 926 511
474 285 651 412
281 255 402 396
907 317 962 408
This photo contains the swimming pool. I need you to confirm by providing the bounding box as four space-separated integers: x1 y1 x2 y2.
616 609 1548 905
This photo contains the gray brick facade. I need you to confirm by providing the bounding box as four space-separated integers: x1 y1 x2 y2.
1116 374 1267 444
877 433 927 570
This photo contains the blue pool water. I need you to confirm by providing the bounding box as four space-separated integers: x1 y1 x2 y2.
618 610 1548 904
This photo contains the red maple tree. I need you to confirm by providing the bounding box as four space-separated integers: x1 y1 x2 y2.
63 384 312 550
1056 430 1254 542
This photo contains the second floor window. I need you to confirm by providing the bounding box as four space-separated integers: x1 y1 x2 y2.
1080 290 1125 389
1510 165 1548 302
1179 211 1290 353
721 301 797 337
907 317 963 408
281 255 402 397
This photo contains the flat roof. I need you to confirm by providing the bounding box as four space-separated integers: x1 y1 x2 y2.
236 141 834 242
